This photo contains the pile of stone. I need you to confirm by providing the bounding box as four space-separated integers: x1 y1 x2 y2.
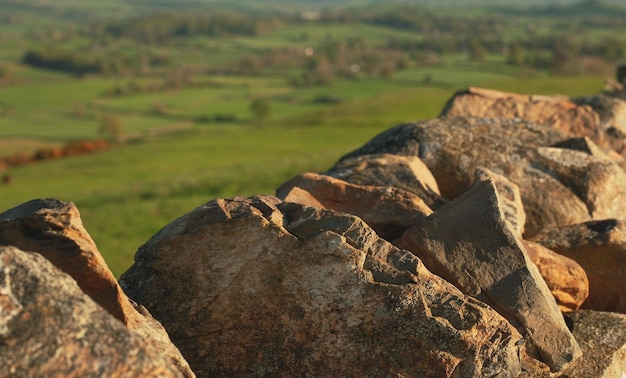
2 87 626 377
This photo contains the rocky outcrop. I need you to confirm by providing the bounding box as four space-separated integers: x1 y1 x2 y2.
560 310 626 377
440 87 626 156
0 199 194 377
325 153 447 210
521 240 589 313
5 83 626 376
335 116 591 236
395 179 581 372
0 246 184 377
120 195 524 377
277 172 432 240
531 219 626 313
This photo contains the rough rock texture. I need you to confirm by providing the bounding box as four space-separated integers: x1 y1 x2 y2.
571 94 626 155
336 116 590 237
551 136 626 171
531 219 626 313
521 240 589 313
0 246 184 377
475 167 526 238
440 87 626 156
536 146 626 219
280 186 326 209
277 172 433 240
395 179 581 372
120 195 524 378
0 199 194 377
560 310 626 377
325 153 448 210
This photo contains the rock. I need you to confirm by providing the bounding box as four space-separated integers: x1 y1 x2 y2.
560 310 626 377
280 186 325 209
276 172 432 240
551 136 626 170
440 87 626 156
0 246 184 377
571 94 626 155
336 116 590 237
325 153 447 210
475 167 526 238
120 195 524 377
531 219 626 313
521 240 589 313
535 146 626 220
395 179 582 372
0 199 194 377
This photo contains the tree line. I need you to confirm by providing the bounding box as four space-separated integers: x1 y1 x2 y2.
89 12 263 44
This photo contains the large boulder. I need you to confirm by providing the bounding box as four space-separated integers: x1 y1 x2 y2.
560 310 626 377
324 153 448 210
335 116 591 237
0 199 194 377
531 219 626 313
0 246 184 377
440 87 626 156
120 195 524 377
395 179 582 372
276 172 432 240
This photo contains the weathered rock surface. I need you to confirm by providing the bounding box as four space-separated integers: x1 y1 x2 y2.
560 310 626 377
277 172 432 240
571 94 626 155
475 167 526 238
325 153 448 210
521 240 589 313
531 219 626 313
336 116 591 237
0 199 194 377
551 136 626 170
535 146 626 220
120 195 524 377
395 179 581 372
0 246 184 377
440 87 626 156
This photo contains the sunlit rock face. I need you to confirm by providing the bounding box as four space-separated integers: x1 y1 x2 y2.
120 196 524 377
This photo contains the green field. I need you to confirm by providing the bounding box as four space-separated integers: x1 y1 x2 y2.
0 0 623 276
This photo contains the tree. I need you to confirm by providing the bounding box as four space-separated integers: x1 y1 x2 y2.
249 98 271 124
507 44 525 66
98 113 124 142
468 37 487 62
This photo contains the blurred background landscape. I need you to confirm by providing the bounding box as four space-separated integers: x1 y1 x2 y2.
0 0 625 276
